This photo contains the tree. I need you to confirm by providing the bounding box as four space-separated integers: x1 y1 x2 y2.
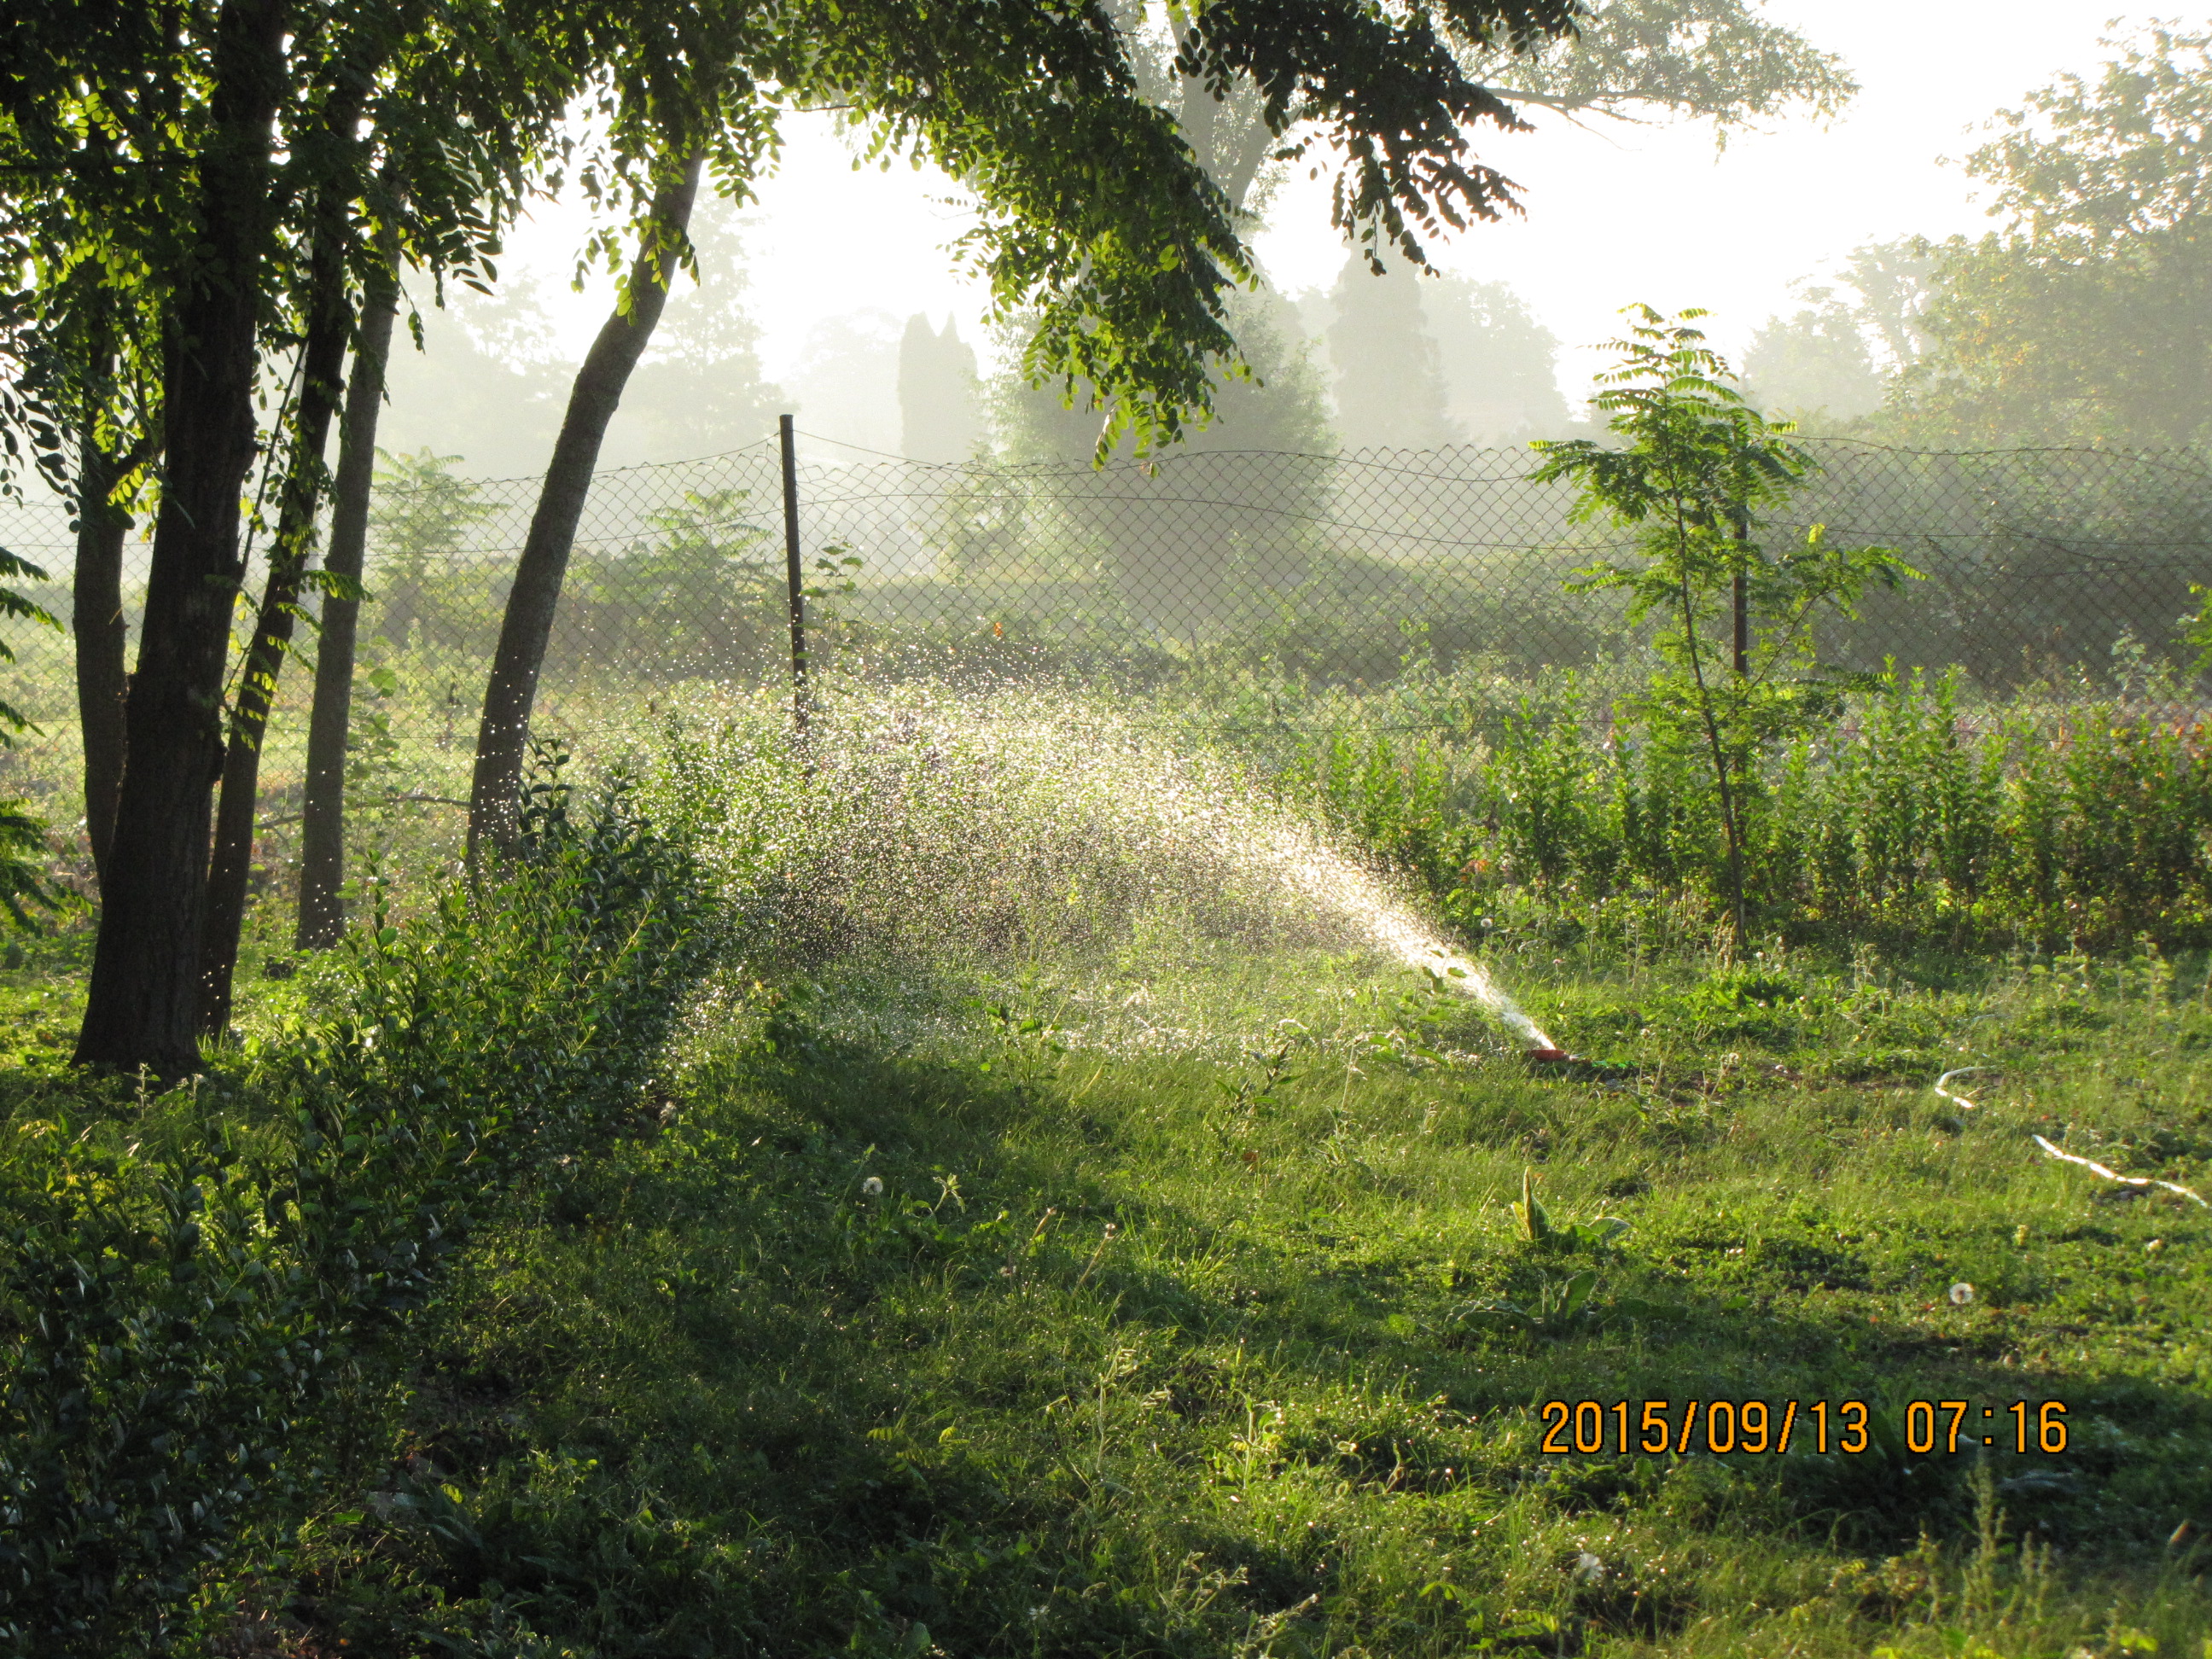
899 315 983 463
993 285 1330 464
603 199 785 467
70 0 315 1070
1326 253 1458 450
377 274 576 478
1742 286 1886 426
200 147 367 1033
3 0 595 1073
1462 0 1853 134
1532 307 1913 950
365 447 500 649
1428 274 1569 443
469 152 713 859
789 311 905 452
1737 238 1937 431
3 263 164 887
1890 24 2212 445
987 286 1333 631
297 274 399 951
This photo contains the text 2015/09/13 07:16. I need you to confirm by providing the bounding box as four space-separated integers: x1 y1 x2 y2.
1539 1399 2070 1457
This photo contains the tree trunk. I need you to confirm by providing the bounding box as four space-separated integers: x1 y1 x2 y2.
296 272 397 951
75 0 289 1075
466 151 703 861
73 439 131 885
199 221 354 1036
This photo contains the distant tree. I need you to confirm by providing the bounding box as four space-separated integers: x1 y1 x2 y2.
790 311 905 452
379 274 575 478
1426 274 1569 443
383 201 781 479
993 287 1330 464
1837 239 1941 373
1327 254 1457 450
987 288 1331 628
899 315 983 462
1737 238 1940 433
1891 24 2212 445
367 447 500 648
1742 287 1887 427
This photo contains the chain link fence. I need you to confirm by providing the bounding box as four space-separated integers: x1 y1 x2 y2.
0 436 2205 841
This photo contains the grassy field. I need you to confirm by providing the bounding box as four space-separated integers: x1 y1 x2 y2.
194 928 2208 1653
3 685 2209 1656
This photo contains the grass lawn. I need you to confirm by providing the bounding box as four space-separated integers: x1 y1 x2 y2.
257 934 2212 1656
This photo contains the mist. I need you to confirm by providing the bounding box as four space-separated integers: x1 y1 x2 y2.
368 0 2156 476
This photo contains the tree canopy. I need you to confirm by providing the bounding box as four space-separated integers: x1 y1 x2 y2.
1888 24 2212 446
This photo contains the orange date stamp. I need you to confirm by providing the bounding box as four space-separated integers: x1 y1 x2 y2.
1538 1399 2071 1457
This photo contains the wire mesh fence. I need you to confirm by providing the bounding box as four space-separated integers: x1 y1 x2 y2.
0 435 2205 841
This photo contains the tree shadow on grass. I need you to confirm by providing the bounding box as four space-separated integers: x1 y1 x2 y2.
332 1024 2212 1657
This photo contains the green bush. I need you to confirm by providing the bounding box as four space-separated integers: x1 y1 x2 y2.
0 768 716 1656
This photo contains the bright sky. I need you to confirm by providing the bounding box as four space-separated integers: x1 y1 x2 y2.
501 0 2127 414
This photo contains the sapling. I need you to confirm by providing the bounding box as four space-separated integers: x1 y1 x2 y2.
1531 306 1916 951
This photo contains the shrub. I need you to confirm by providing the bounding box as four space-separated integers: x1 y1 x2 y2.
0 768 716 1656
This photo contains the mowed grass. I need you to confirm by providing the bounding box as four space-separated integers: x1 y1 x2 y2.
292 939 2212 1657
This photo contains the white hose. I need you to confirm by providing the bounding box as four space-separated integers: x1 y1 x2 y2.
1934 1067 1995 1111
2033 1135 2208 1208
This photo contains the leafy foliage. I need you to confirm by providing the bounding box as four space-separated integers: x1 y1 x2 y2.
1289 666 2212 954
1472 0 1856 134
0 768 715 1655
1530 307 1914 945
1891 24 2212 446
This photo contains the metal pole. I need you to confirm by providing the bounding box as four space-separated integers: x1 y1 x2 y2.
779 414 809 736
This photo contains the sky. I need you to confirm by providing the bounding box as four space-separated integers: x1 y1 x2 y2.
495 0 2129 435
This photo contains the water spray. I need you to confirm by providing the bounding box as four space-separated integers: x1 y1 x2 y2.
651 684 1562 1058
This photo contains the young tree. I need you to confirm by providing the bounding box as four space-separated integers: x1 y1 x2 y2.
1532 306 1914 950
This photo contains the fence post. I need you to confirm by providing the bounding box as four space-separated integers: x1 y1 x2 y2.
779 414 809 736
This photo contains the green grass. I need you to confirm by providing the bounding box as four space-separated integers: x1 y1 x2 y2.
3 683 2208 1655
273 936 2212 1656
